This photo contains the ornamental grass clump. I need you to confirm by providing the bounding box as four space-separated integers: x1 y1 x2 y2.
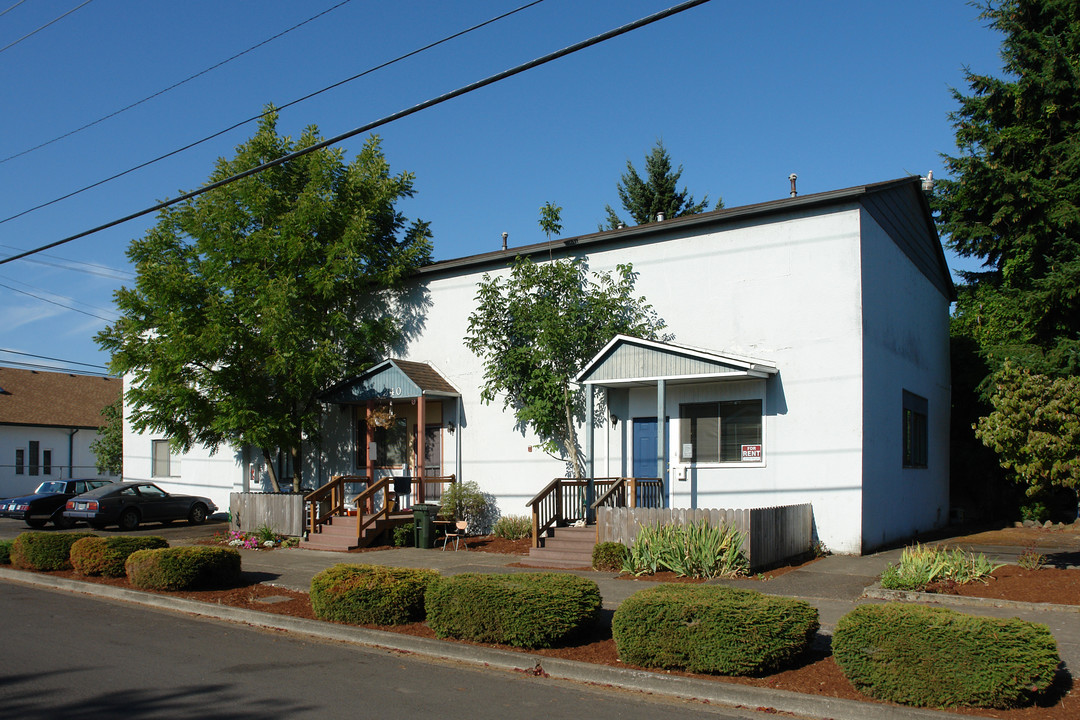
10 531 97 571
622 520 748 579
310 563 438 626
492 515 531 540
612 584 819 675
125 546 241 591
833 603 1059 708
425 572 601 648
70 536 168 577
879 543 1001 591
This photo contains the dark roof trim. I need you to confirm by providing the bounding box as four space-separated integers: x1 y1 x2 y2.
419 176 927 271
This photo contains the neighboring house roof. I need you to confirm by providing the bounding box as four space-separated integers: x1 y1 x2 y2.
0 366 120 429
418 176 955 301
321 359 460 404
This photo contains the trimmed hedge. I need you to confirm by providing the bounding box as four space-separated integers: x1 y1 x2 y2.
125 546 242 590
311 563 438 625
10 531 97 571
833 603 1059 708
0 539 12 565
612 584 819 675
592 541 628 572
425 572 601 648
71 536 169 577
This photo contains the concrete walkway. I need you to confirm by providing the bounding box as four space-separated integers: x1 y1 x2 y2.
3 536 1077 720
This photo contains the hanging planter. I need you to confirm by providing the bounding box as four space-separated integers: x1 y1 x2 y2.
367 404 396 429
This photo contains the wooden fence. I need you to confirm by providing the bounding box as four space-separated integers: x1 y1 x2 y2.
596 503 813 571
230 492 305 537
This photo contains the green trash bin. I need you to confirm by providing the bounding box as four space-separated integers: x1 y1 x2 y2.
412 503 439 549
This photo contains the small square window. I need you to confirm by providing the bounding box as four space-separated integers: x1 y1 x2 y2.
679 400 763 463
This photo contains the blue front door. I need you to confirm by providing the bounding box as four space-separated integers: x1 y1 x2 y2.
633 417 669 507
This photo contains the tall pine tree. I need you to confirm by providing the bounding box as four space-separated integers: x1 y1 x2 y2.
603 140 720 229
935 0 1080 376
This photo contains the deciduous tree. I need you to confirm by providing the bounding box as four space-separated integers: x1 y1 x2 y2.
464 256 666 477
90 396 123 476
97 110 432 491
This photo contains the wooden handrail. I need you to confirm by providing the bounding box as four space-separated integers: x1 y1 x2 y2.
591 477 663 510
351 476 394 538
303 474 370 535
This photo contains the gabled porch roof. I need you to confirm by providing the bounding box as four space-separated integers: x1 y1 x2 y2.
575 335 778 388
321 359 460 404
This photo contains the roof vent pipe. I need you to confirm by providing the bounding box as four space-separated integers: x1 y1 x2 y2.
501 232 508 250
656 212 665 222
789 173 798 198
921 170 934 193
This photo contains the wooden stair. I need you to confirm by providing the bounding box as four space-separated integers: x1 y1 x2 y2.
519 525 596 569
300 513 412 552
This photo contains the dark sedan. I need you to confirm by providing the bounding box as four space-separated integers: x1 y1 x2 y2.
0 479 115 529
64 481 217 531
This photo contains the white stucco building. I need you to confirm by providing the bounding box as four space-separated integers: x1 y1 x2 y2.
124 176 952 554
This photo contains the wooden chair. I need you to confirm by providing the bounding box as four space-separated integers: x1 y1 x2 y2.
441 519 468 551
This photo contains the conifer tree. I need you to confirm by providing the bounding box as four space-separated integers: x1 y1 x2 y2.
603 140 720 229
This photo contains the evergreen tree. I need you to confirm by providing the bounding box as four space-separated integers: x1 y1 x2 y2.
603 140 721 229
935 0 1080 376
97 110 432 491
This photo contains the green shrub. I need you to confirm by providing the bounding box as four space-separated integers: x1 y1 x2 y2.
1020 500 1049 524
623 521 748 579
426 572 601 648
833 603 1059 708
125 546 242 590
0 539 12 565
492 515 531 540
392 522 414 547
879 543 1001 591
592 541 628 571
71 536 169 577
310 563 438 625
10 531 97 571
612 584 819 675
439 480 495 533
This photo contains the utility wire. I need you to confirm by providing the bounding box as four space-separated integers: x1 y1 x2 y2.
0 0 710 267
0 0 546 226
0 0 93 54
0 0 356 165
0 279 115 321
0 244 133 279
0 1 28 20
0 347 109 372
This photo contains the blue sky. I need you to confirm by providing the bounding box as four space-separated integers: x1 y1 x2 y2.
0 0 1004 375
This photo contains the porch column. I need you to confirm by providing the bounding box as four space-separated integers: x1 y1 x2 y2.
416 394 426 502
585 383 595 520
365 401 375 513
656 378 667 508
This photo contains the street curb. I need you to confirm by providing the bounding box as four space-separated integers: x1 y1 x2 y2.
0 567 970 720
864 584 1080 614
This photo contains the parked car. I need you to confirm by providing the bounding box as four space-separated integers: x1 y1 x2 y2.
0 479 115 529
64 481 217 531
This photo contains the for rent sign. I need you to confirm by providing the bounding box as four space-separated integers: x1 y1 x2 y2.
741 444 762 461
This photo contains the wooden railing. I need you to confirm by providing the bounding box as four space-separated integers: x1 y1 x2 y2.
303 474 369 535
526 477 629 549
591 477 664 510
351 477 395 538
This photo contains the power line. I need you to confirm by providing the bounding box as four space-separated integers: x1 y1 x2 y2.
0 279 115 321
0 347 109 372
0 0 546 226
0 0 356 165
0 1 28 20
0 0 711 267
0 0 93 55
0 244 133 279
